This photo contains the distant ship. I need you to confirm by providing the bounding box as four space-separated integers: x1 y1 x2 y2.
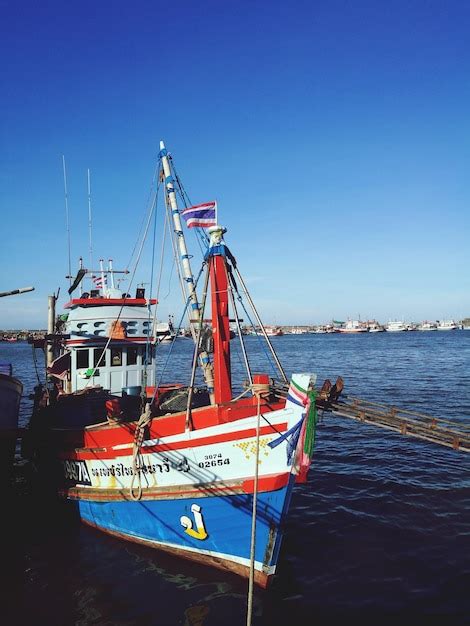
417 321 437 331
436 320 458 331
385 321 407 332
337 320 368 333
368 322 385 333
264 325 284 336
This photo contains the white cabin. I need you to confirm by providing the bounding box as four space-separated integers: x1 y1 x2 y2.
62 292 156 394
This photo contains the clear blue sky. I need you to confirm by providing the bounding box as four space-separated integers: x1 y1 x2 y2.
1 0 469 328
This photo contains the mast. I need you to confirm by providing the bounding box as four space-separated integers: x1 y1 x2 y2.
208 226 232 403
159 140 215 400
46 294 56 373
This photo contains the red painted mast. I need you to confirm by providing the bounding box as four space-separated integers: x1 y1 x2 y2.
209 226 232 404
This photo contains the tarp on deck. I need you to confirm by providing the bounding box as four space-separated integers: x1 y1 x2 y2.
47 352 71 380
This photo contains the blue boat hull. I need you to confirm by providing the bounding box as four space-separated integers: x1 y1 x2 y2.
74 476 296 586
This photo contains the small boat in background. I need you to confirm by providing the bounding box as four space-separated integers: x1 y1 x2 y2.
417 321 438 331
337 320 368 333
290 327 309 335
264 325 284 336
154 315 177 343
436 319 458 331
0 286 34 483
0 364 23 482
385 320 407 332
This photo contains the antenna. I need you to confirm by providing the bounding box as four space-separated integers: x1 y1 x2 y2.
108 258 115 289
62 155 72 286
87 168 93 272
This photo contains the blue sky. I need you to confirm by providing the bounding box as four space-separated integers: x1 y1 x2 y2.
1 0 469 328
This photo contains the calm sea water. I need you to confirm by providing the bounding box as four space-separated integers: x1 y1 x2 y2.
3 332 470 626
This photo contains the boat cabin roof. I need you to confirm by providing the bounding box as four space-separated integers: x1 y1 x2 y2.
64 298 157 309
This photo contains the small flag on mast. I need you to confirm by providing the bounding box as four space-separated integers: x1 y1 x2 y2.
181 201 217 229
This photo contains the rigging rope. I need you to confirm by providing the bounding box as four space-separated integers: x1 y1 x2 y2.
170 155 209 253
84 180 161 387
144 180 160 392
185 263 210 432
246 389 263 626
151 264 206 400
125 161 160 272
151 206 169 341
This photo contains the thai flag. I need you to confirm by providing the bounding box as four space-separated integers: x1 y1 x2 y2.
181 201 217 229
93 275 107 289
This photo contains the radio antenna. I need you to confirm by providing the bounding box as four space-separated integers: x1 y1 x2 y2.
62 155 72 286
87 168 93 272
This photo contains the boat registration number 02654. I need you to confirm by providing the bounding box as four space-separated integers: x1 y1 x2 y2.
63 459 92 486
198 453 230 469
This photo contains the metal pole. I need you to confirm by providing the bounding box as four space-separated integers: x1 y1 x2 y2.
0 287 34 298
46 295 56 371
99 259 105 294
159 140 214 400
109 259 115 289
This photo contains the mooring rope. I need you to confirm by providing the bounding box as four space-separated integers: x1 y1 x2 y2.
246 386 265 626
129 403 153 501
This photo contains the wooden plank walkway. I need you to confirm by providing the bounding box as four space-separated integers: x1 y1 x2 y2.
327 396 470 452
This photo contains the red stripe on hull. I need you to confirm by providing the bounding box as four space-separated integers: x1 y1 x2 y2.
58 398 286 450
62 422 288 461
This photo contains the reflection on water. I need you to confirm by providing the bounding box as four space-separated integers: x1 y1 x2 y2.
2 332 470 625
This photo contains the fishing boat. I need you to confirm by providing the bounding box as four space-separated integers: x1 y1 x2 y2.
290 327 308 335
417 321 437 331
23 142 339 588
385 320 407 332
249 325 283 337
264 325 284 336
0 363 22 481
0 286 34 481
367 322 385 333
154 315 177 343
337 320 368 333
436 319 458 331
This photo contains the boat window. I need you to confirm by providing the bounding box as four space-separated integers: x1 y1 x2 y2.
111 348 122 367
94 348 105 367
127 346 138 365
76 349 89 369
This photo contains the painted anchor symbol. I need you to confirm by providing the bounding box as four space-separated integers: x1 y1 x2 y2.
180 503 208 540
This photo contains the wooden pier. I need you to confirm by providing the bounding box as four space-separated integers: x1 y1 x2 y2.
325 395 470 453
